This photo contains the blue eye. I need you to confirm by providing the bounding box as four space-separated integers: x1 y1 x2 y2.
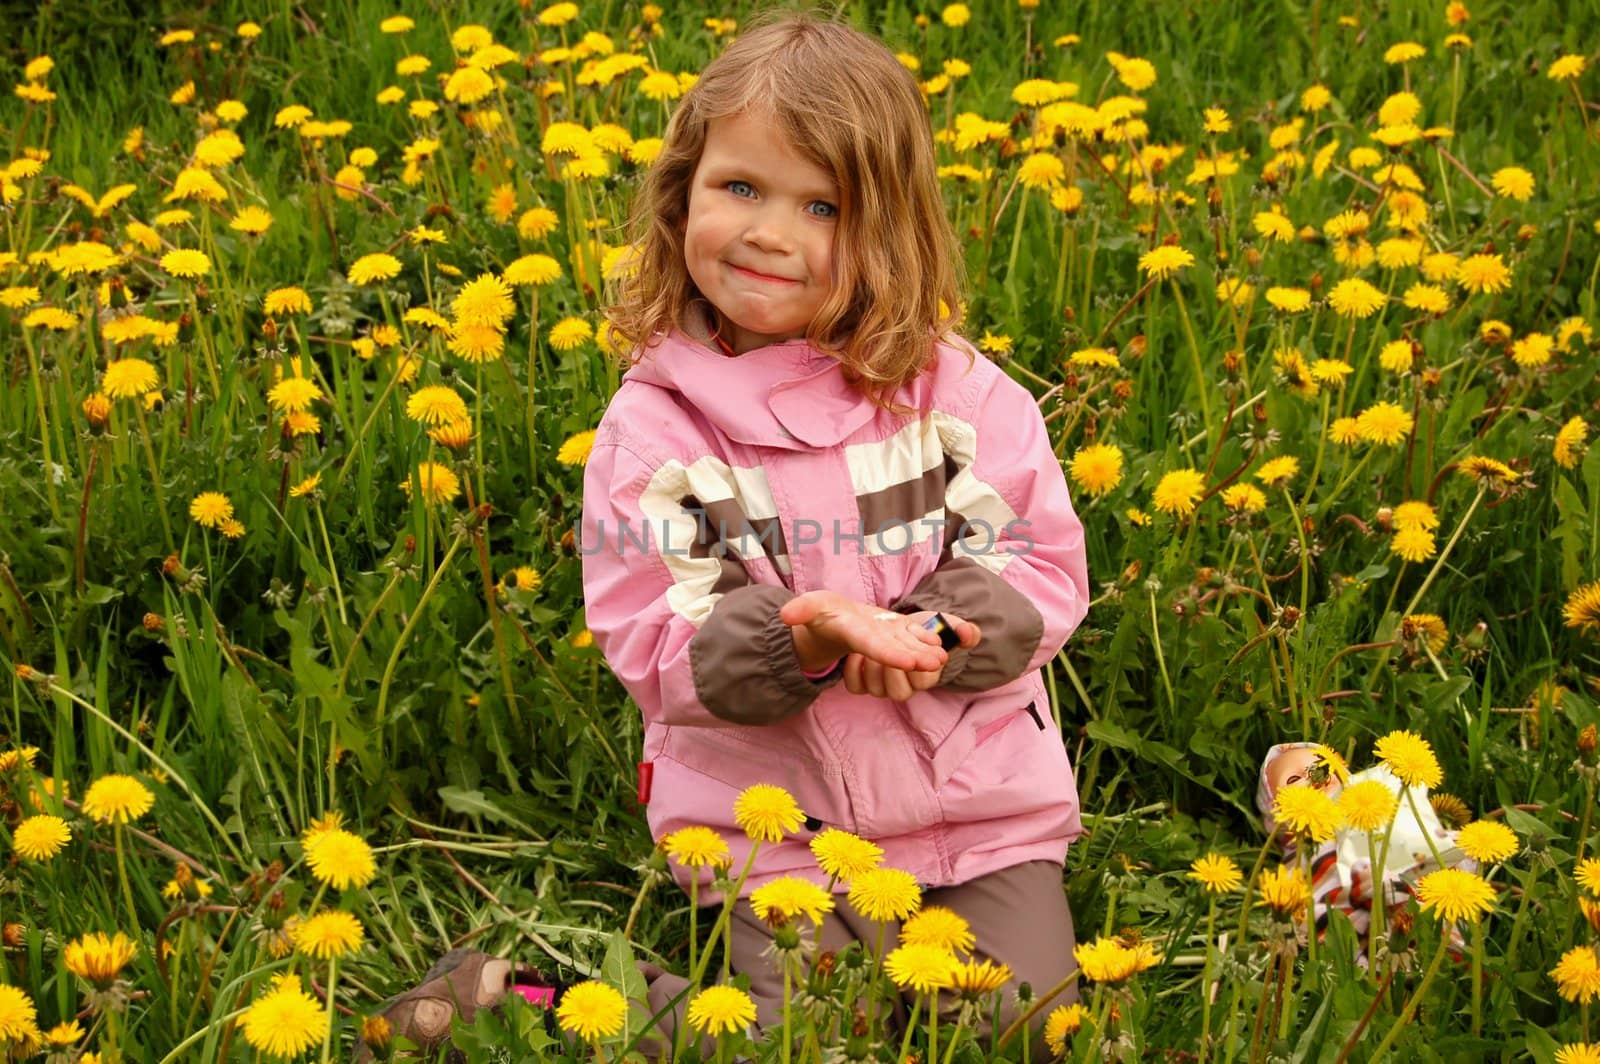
807 201 838 219
725 180 755 197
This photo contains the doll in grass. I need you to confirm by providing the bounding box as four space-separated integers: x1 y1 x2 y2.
1257 742 1469 946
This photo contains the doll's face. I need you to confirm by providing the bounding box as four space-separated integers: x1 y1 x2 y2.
1266 747 1335 796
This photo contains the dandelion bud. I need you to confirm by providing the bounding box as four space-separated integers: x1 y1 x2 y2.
1517 224 1537 246
560 527 576 552
1374 506 1393 531
82 393 112 431
426 203 454 221
362 1015 393 1056
142 612 163 632
1582 896 1600 935
815 950 837 977
1206 184 1223 211
194 282 210 302
1278 605 1301 630
1222 349 1243 376
2 923 24 949
1581 724 1599 765
1308 271 1324 292
1125 334 1147 359
107 277 131 308
1062 305 1075 322
1244 247 1263 268
261 317 278 341
1111 379 1134 402
774 922 801 950
1388 905 1414 939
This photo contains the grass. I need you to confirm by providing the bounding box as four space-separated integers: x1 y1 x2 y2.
1 0 1600 1059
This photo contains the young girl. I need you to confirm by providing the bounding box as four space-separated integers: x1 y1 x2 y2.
581 14 1090 1038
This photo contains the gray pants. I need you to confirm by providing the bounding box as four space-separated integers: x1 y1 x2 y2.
643 860 1078 1051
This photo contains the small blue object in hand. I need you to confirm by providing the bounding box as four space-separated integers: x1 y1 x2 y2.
922 613 962 651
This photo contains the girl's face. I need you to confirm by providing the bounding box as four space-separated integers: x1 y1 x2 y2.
683 110 839 354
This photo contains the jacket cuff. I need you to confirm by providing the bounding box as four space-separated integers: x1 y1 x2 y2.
890 557 1044 691
689 585 840 724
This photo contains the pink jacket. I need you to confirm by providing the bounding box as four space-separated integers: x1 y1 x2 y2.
579 327 1090 895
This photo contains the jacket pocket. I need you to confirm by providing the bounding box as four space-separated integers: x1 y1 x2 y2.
658 723 858 833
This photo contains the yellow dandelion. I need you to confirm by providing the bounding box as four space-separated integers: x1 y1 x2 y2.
1374 730 1443 788
750 876 835 925
303 827 377 890
348 253 402 286
848 867 922 922
810 828 883 880
1152 469 1205 517
733 783 803 843
405 386 469 426
1138 244 1195 280
1416 867 1495 924
1456 820 1517 864
241 975 323 1058
662 826 731 869
555 981 627 1041
1069 444 1124 498
687 985 758 1037
1338 780 1399 832
557 430 598 467
902 906 975 953
292 910 365 960
12 815 71 860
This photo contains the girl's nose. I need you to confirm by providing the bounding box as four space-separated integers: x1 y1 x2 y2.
743 211 792 252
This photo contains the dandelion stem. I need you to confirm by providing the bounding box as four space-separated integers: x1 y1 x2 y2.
1578 777 1596 864
1148 587 1175 711
897 995 923 1064
320 955 339 1064
133 400 175 551
1402 786 1448 868
1170 279 1213 437
1470 917 1483 1037
1400 483 1487 619
114 823 139 931
375 528 467 728
313 502 347 625
1368 931 1449 1063
1199 897 1217 1063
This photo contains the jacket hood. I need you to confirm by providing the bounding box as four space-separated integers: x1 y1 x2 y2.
624 329 881 450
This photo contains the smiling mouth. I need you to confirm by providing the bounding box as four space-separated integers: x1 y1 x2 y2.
729 263 798 284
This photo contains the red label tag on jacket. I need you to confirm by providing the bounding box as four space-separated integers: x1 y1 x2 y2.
637 761 654 805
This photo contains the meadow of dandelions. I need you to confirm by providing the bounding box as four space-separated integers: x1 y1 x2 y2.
3 0 1600 1059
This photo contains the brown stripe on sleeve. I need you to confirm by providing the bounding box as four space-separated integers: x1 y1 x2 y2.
890 555 1044 691
689 584 839 724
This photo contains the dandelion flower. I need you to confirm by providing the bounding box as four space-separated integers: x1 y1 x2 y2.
230 206 273 236
304 827 377 890
952 958 1011 996
1265 287 1312 313
289 473 322 499
81 773 154 823
1327 277 1386 319
1549 55 1588 81
504 254 561 286
1188 853 1242 893
1072 937 1155 983
1565 582 1600 634
1491 167 1535 202
557 430 598 467
1256 864 1308 918
750 877 835 925
264 287 312 316
1457 253 1512 294
810 828 883 880
1273 784 1344 843
687 985 758 1037
1044 1003 1090 1054
1579 858 1600 896
102 358 160 399
405 386 469 426
241 975 323 1058
662 825 730 869
1393 501 1439 531
1391 526 1436 563
1355 401 1414 445
449 275 515 331
1254 456 1299 488
1416 867 1495 923
447 324 506 362
848 867 922 922
1555 947 1600 1003
64 931 138 987
556 981 627 1040
1069 444 1124 498
12 815 70 860
1555 417 1589 470
267 377 321 414
885 943 959 994
1456 820 1517 864
1374 730 1443 788
941 3 972 27
1338 780 1399 832
1458 455 1519 487
732 783 803 843
1152 469 1205 518
189 492 234 529
292 910 365 960
1018 153 1065 189
1138 244 1194 281
1556 1045 1600 1064
902 906 975 953
0 986 40 1049
1401 613 1449 654
1221 485 1266 512
1510 333 1554 368
549 317 593 350
348 253 402 286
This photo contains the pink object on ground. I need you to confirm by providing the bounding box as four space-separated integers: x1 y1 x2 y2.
511 984 555 1007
